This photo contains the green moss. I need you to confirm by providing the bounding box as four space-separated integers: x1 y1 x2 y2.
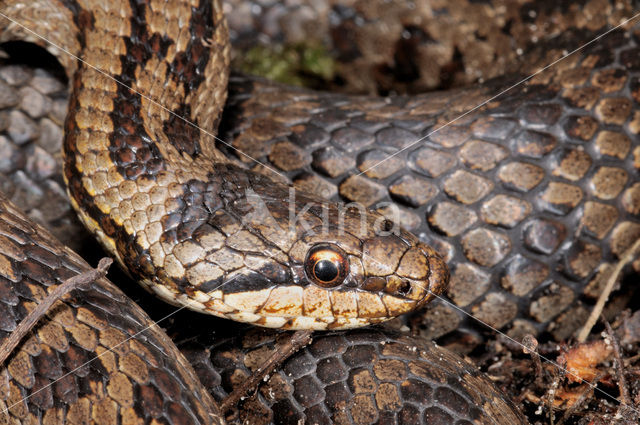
234 42 335 88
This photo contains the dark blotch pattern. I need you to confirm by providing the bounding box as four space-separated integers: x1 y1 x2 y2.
0 194 222 424
185 328 527 425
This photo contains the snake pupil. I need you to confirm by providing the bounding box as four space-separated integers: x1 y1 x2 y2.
314 259 338 282
305 244 348 287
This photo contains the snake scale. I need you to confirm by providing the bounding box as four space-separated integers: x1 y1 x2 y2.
0 0 639 423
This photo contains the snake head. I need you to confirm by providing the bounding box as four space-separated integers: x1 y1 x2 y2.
124 168 448 331
276 208 449 330
150 176 449 331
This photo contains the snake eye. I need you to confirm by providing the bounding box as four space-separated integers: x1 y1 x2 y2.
305 244 349 287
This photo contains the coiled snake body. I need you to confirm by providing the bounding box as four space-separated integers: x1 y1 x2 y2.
2 0 448 331
1 0 640 423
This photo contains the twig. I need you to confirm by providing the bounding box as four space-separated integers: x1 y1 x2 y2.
604 318 630 407
522 334 544 387
220 330 313 412
547 373 558 425
577 238 640 342
555 372 606 425
0 257 112 365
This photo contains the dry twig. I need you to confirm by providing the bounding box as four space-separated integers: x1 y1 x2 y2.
221 330 313 412
0 257 112 365
578 238 640 342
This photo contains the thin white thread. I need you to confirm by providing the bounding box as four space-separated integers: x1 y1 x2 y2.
0 4 637 419
356 11 640 177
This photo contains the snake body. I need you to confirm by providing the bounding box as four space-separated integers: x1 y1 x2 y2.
217 20 640 343
0 193 224 424
1 0 640 423
1 0 448 331
0 192 527 424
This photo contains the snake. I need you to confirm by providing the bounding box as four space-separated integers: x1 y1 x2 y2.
0 0 450 333
216 6 640 344
0 191 526 424
0 0 639 423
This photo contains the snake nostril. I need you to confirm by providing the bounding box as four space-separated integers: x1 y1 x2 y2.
397 280 411 296
381 219 394 232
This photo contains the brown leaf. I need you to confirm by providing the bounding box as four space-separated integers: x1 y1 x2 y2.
558 340 613 383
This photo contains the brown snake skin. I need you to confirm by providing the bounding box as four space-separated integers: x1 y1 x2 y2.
1 0 448 332
217 19 640 343
0 0 640 423
0 193 526 424
0 193 224 425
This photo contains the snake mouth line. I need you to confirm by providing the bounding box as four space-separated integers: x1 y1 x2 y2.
137 267 443 330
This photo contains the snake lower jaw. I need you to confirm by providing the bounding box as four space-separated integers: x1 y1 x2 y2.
137 271 445 330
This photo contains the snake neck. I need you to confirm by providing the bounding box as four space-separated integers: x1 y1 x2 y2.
59 0 230 267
